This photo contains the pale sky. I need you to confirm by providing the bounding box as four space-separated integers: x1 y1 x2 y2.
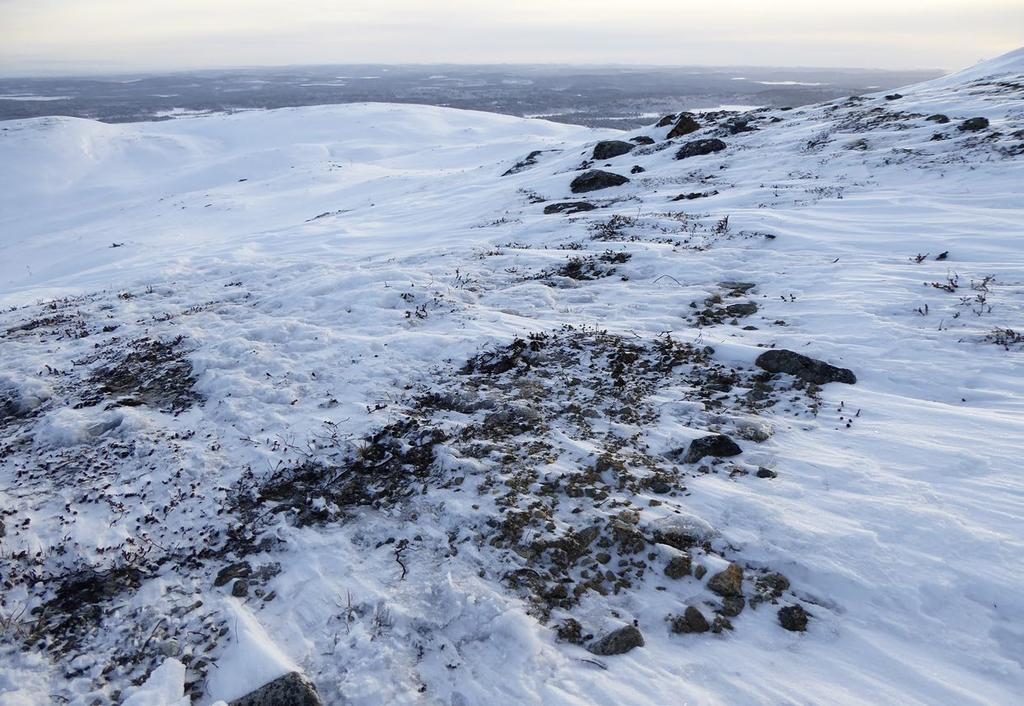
1 0 1021 76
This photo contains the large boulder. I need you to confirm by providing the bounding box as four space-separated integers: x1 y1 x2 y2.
229 672 323 706
592 140 635 160
587 624 645 655
959 117 989 131
755 349 856 385
570 170 629 194
674 138 727 160
667 113 701 139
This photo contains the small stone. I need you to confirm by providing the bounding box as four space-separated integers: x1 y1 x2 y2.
718 281 756 294
664 555 692 579
631 135 656 145
694 565 707 580
630 165 646 174
231 579 249 598
926 114 950 124
710 615 733 633
707 563 744 597
671 606 710 634
596 552 612 564
587 625 645 655
555 618 585 644
756 467 778 479
778 604 809 632
753 572 791 606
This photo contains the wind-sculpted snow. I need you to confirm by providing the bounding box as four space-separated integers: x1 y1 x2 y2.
1 50 1023 706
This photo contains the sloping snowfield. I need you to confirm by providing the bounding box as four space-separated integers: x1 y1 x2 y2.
1 50 1022 706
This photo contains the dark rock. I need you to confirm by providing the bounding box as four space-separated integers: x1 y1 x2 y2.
884 93 903 100
674 138 727 160
671 190 717 201
588 625 645 655
592 140 635 160
694 565 707 580
778 605 809 632
725 118 757 134
721 596 745 617
214 561 252 587
959 117 989 131
630 135 656 145
231 579 249 598
647 478 672 494
681 434 742 464
570 170 630 194
664 555 692 579
502 150 545 176
544 201 597 215
229 672 323 706
667 113 701 139
725 302 757 317
656 113 678 127
630 165 646 174
926 114 950 124
756 467 778 479
707 563 744 597
755 349 856 385
671 606 710 634
718 281 756 294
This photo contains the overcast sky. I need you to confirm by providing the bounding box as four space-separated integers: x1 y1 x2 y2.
2 0 1021 76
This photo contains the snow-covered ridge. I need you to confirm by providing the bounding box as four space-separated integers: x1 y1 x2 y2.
1 50 1023 705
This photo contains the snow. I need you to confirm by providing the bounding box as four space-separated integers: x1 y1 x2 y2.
1 48 1023 706
121 659 190 706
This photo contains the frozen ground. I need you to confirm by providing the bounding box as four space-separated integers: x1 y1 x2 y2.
1 49 1022 705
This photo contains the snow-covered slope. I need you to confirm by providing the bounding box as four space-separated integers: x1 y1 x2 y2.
1 50 1022 706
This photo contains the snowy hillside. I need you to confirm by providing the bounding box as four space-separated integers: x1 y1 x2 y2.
1 50 1022 706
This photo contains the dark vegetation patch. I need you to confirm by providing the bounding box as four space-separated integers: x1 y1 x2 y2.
80 336 200 413
231 327 813 637
531 251 633 284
